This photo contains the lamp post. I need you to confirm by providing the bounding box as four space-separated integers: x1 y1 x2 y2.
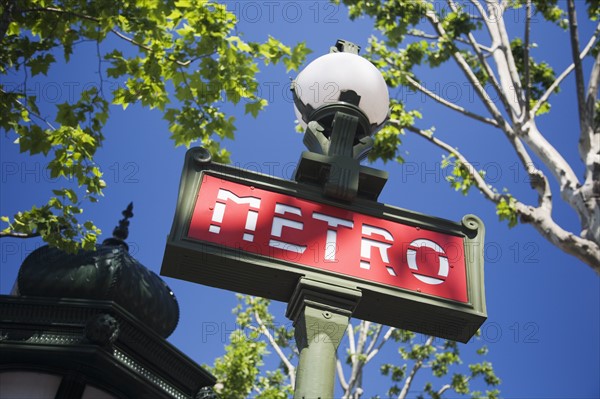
161 39 486 399
287 40 390 399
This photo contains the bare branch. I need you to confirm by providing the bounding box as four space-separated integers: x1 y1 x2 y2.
449 0 517 119
520 205 600 273
531 23 600 116
399 120 549 214
404 75 499 127
406 30 439 41
336 358 349 392
356 321 369 356
437 377 471 397
402 119 549 212
345 321 369 397
509 135 553 211
398 122 499 201
580 49 600 181
253 311 296 388
485 0 526 115
424 9 512 132
398 336 435 399
394 120 600 271
587 53 600 108
364 324 382 358
366 326 396 363
524 0 532 117
567 0 587 128
437 384 452 396
346 322 356 360
406 29 493 52
0 231 41 239
447 0 516 120
520 120 583 216
468 0 488 21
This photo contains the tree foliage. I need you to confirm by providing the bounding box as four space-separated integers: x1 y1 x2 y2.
0 0 309 251
210 295 500 399
335 0 600 273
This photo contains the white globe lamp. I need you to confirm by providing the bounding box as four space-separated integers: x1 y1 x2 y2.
292 40 390 141
291 40 391 202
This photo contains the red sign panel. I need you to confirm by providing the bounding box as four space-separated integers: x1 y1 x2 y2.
187 175 468 303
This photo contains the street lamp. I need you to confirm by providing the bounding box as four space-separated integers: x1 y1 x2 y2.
292 39 390 202
287 40 391 399
161 39 487 399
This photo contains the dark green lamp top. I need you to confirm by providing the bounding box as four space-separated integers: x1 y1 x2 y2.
14 203 180 338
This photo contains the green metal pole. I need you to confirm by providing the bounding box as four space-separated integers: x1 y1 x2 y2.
286 278 361 399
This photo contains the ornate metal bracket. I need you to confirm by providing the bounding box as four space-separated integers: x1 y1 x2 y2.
293 107 388 202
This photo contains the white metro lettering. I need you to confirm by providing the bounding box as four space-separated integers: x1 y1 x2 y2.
406 239 449 285
209 189 261 242
204 185 455 287
312 213 354 262
360 225 396 276
269 203 306 254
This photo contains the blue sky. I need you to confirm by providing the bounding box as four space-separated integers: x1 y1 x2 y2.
1 1 599 398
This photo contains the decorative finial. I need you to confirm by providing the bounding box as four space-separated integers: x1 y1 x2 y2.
112 202 134 241
330 39 360 54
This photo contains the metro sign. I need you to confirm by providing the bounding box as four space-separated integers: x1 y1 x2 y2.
162 148 487 342
188 175 468 302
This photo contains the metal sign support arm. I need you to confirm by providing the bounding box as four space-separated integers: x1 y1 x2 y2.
286 278 362 399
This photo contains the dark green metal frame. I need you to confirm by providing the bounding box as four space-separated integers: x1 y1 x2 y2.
161 148 487 342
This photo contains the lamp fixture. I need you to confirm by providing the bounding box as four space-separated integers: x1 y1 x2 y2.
291 39 390 202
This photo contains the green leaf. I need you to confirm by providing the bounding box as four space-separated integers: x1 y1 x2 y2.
244 99 268 118
28 54 56 76
7 22 20 36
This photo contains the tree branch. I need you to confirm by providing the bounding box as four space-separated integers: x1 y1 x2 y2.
567 0 587 129
584 53 600 157
1 88 57 131
502 127 553 212
437 376 471 397
400 123 499 201
336 358 349 392
404 74 499 127
524 0 532 117
531 23 600 116
468 0 487 20
437 383 452 397
473 38 517 120
451 0 517 119
424 8 512 133
520 120 584 217
346 322 356 360
578 50 600 246
485 0 526 118
398 336 434 399
364 324 382 358
0 231 41 238
406 29 493 53
345 321 369 397
253 311 296 388
520 205 600 273
366 326 395 363
396 121 600 271
23 7 213 67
